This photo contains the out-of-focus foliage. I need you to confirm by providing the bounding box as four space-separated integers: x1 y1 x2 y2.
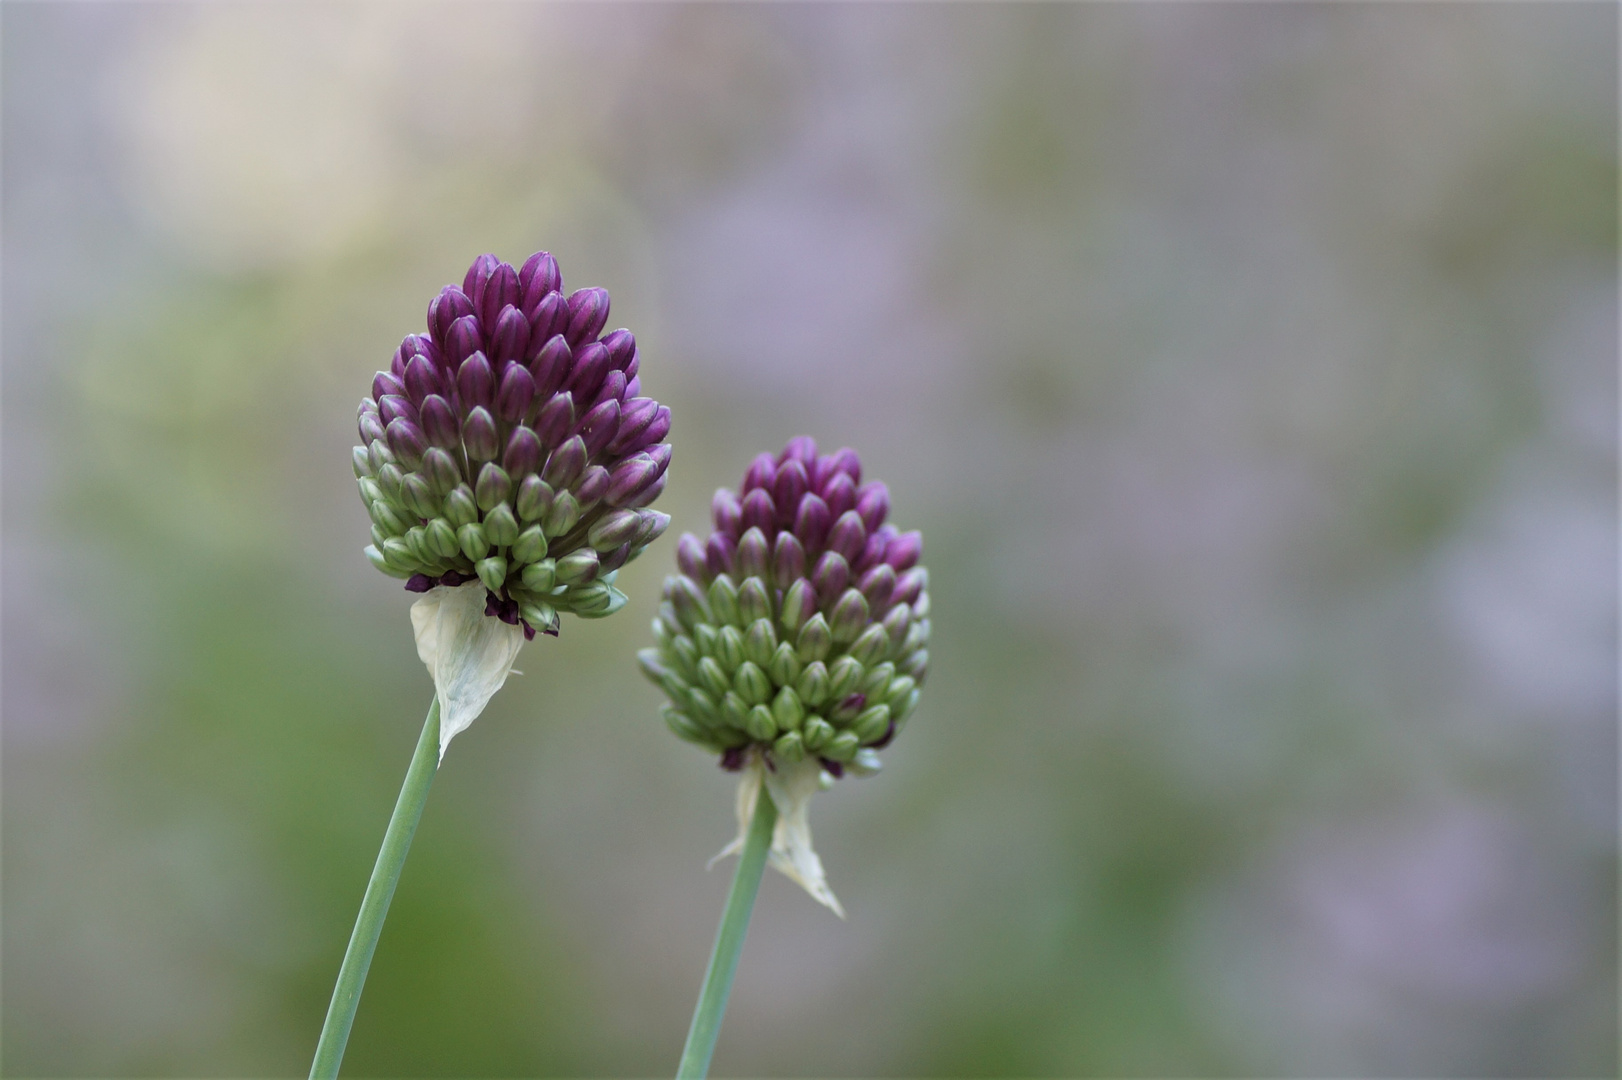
3 4 1614 1077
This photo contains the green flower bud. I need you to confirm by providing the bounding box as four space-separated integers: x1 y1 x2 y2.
892 687 921 724
771 685 804 732
358 476 385 506
458 522 491 561
733 660 771 706
352 445 374 478
860 661 896 698
780 578 814 636
823 731 860 762
663 704 714 747
696 656 731 699
670 635 700 678
511 524 549 565
744 703 777 742
365 544 412 578
476 555 508 593
801 715 834 752
829 587 870 645
912 590 931 619
743 618 777 667
554 547 600 586
368 439 394 473
773 730 806 764
827 655 865 700
444 484 479 527
588 508 642 552
421 447 461 495
668 575 708 632
685 686 720 724
884 675 916 710
795 660 830 707
424 517 461 560
371 524 388 550
902 648 929 683
720 690 749 730
369 498 409 536
851 703 891 744
476 462 513 512
693 622 719 658
849 748 883 776
483 502 521 548
768 641 803 687
517 597 559 636
707 574 740 627
848 622 891 667
515 474 554 522
520 558 556 592
376 462 404 502
737 577 771 624
882 604 912 654
400 473 437 520
542 489 580 537
796 613 832 663
716 625 746 672
637 648 670 685
381 537 417 571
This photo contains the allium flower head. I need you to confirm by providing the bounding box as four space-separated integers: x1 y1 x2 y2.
354 251 672 639
640 436 929 775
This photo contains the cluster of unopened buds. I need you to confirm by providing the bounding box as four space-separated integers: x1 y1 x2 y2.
353 251 672 638
640 437 930 777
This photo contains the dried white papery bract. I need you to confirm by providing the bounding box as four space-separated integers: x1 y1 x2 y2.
411 582 525 760
714 751 844 917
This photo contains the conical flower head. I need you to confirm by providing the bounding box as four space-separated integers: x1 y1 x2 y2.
640 436 929 778
354 251 672 638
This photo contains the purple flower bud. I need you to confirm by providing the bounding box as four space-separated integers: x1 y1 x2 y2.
712 488 742 538
636 509 671 547
742 452 776 494
503 425 542 477
781 578 817 632
676 532 707 580
793 492 831 552
826 509 867 563
829 588 870 643
488 304 531 366
463 406 500 461
859 563 897 610
735 526 770 580
457 351 496 411
592 369 627 410
529 334 571 397
519 251 561 306
622 406 669 454
445 314 483 368
533 391 576 448
566 341 611 401
772 531 806 587
780 435 818 467
892 566 927 606
576 464 610 506
395 334 433 377
599 542 633 575
602 328 636 371
543 434 587 489
385 417 427 469
428 286 475 346
528 291 569 347
626 472 666 508
606 396 657 455
624 375 641 398
479 262 519 331
855 481 889 532
373 370 406 402
575 398 620 457
705 533 736 577
606 453 658 507
476 461 513 510
812 550 850 606
359 411 386 445
403 355 441 403
463 253 500 306
420 395 460 448
822 472 857 519
772 460 808 525
496 363 537 424
422 447 460 494
646 442 672 479
741 488 776 534
885 530 922 571
855 524 895 573
379 394 418 428
565 287 610 345
831 447 862 485
810 453 840 492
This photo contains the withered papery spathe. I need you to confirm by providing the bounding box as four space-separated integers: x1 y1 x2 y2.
354 251 672 640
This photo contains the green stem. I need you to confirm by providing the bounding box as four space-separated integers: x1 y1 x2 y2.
676 784 779 1079
309 698 440 1080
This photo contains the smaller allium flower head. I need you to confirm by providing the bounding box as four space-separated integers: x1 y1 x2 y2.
640 437 929 913
354 251 672 640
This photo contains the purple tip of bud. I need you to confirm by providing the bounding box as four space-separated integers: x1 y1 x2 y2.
576 398 621 457
785 576 817 625
821 472 857 519
859 563 897 610
705 532 736 578
488 304 531 366
812 550 850 605
390 353 408 381
403 355 441 403
533 391 576 448
793 492 832 552
428 286 475 346
528 291 569 347
463 406 500 461
395 334 432 376
359 411 386 445
622 349 640 381
457 351 496 411
592 369 627 411
566 341 611 401
646 441 673 476
421 395 460 448
601 329 636 371
622 406 669 454
624 374 642 398
565 287 610 346
831 447 862 485
606 453 657 507
740 488 776 534
385 417 427 469
712 488 743 538
479 262 520 331
735 526 770 579
518 251 561 303
855 481 889 532
742 452 776 495
445 314 484 368
542 434 588 488
599 541 633 575
373 370 407 402
720 747 747 771
772 460 809 526
676 532 707 580
606 396 657 456
576 464 611 505
840 693 867 715
869 719 897 750
503 425 543 477
821 758 845 779
528 334 572 398
772 531 807 586
405 573 435 593
885 530 923 571
892 566 926 607
379 395 419 428
780 435 818 467
496 363 537 424
626 471 666 508
810 453 840 492
464 254 501 306
854 524 895 573
826 509 867 563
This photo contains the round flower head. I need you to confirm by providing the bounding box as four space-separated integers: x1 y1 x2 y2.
354 251 672 639
640 436 929 778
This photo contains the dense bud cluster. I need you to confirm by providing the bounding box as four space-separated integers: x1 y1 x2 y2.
355 251 672 638
640 437 929 776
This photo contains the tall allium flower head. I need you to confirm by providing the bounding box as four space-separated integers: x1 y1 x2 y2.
641 436 929 775
354 251 672 639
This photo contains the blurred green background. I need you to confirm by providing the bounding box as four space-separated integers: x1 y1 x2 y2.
3 3 1616 1076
